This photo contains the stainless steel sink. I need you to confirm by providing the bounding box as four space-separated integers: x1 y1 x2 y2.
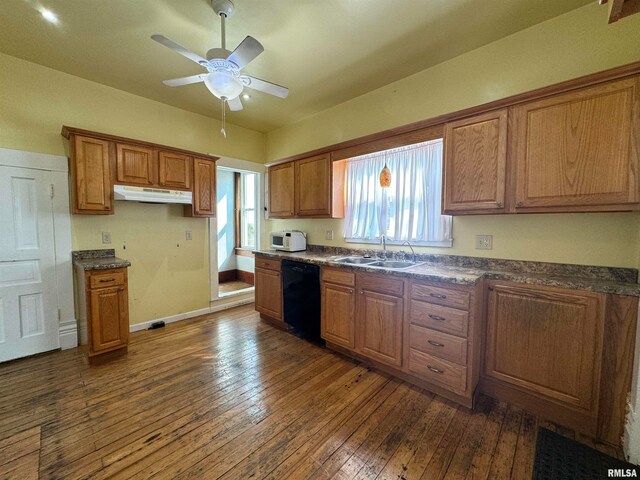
368 260 423 269
334 256 377 265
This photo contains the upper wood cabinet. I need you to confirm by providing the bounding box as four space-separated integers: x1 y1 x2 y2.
512 77 639 212
269 162 295 217
62 126 217 217
443 109 508 214
158 151 192 190
483 282 604 435
116 143 156 187
70 135 113 214
188 158 216 217
268 154 345 218
295 154 332 216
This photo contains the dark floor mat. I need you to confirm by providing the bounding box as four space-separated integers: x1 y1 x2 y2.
533 427 638 479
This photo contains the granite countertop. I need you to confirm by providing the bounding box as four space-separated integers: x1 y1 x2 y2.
72 249 131 271
254 247 640 297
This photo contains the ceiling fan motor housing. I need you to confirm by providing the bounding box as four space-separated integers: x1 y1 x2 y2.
211 0 235 18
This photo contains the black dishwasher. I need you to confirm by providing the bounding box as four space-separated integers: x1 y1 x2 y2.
281 259 322 342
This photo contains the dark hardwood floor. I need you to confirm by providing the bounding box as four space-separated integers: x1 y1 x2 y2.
0 304 622 479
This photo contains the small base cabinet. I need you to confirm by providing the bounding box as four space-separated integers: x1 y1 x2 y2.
76 267 130 364
321 268 356 349
254 256 285 329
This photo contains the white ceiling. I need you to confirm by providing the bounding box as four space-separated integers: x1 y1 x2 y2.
0 0 591 132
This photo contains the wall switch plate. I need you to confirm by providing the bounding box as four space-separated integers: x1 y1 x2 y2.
475 235 493 250
101 232 112 244
325 230 334 241
185 230 192 240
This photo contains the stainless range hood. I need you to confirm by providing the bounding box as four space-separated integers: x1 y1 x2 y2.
113 185 192 204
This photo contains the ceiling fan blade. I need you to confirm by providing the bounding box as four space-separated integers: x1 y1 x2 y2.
151 34 208 66
227 96 243 112
162 74 207 87
241 75 289 99
227 36 264 69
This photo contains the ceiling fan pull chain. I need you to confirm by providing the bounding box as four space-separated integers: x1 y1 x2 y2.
221 98 227 138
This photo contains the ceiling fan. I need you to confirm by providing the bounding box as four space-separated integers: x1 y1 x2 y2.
151 0 288 137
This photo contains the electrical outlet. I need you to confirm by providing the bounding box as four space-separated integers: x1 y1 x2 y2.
325 230 334 241
185 230 192 240
101 232 112 244
475 234 493 250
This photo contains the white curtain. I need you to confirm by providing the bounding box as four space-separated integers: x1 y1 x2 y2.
343 139 452 246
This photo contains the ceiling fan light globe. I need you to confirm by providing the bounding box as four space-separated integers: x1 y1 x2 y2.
203 72 243 100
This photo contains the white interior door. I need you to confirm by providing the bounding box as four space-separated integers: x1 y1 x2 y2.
0 166 59 362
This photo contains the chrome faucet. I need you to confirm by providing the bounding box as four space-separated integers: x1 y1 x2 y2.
401 240 416 262
380 234 388 259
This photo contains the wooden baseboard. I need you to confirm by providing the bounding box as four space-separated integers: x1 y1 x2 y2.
219 270 238 283
237 270 254 285
219 269 254 285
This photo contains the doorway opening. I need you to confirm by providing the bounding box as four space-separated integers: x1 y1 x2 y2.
216 167 258 298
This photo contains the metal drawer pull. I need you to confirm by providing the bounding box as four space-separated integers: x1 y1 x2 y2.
430 293 447 299
427 340 444 347
428 314 446 321
99 278 115 283
427 365 444 374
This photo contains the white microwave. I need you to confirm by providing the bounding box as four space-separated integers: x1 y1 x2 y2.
270 230 307 252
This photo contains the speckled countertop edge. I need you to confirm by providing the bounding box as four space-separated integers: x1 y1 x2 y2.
73 250 131 271
254 249 640 297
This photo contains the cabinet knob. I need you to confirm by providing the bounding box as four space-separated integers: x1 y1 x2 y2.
516 201 524 208
496 202 504 208
430 293 447 299
427 365 444 374
99 278 115 283
360 290 364 295
427 340 444 347
428 314 446 321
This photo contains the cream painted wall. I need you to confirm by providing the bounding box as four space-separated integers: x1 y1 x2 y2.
270 213 640 268
0 52 267 325
266 4 640 269
73 202 209 325
0 53 265 162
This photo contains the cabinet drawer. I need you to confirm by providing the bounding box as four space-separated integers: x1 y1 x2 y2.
358 273 404 296
409 300 468 337
411 283 469 310
90 271 126 289
255 256 281 272
410 325 467 365
409 349 467 395
322 267 355 287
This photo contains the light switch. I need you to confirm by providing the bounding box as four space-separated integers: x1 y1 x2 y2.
185 230 192 240
102 232 112 244
325 230 334 241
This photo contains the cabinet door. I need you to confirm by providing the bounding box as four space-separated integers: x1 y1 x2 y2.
116 143 156 186
255 267 282 320
512 77 639 210
322 282 356 349
71 135 113 214
443 109 508 214
268 162 295 218
89 286 129 353
485 284 603 412
159 151 192 190
295 154 331 217
357 289 403 367
191 158 216 217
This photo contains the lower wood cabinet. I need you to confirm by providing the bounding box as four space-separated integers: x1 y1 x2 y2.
254 256 284 328
481 282 605 436
321 281 356 349
76 267 130 363
356 280 404 368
